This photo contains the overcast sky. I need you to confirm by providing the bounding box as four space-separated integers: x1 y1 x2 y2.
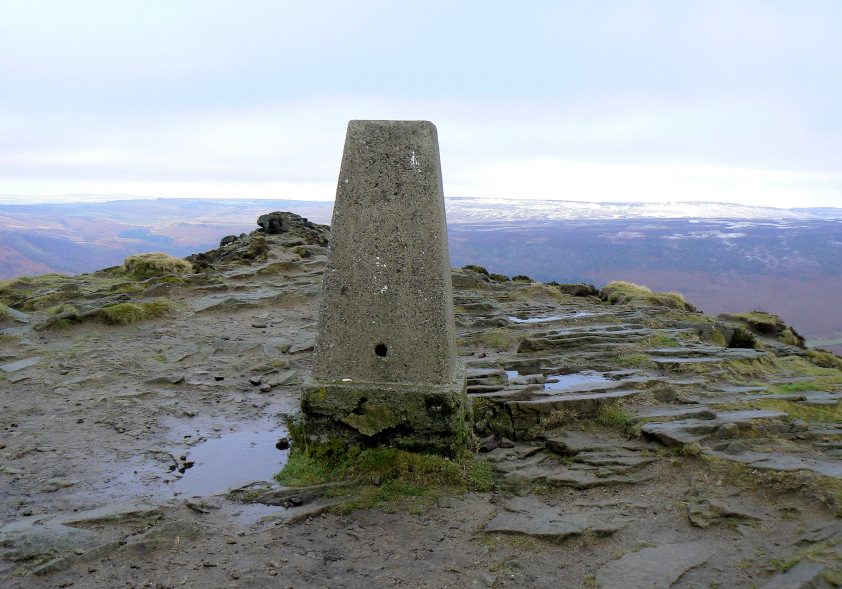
2 1 842 207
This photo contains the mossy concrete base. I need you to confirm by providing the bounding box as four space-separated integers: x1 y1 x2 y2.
298 364 470 456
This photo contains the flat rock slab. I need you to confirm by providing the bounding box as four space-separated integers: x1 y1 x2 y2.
485 496 625 543
706 450 842 479
594 541 717 588
642 409 790 447
0 356 40 373
688 498 764 528
57 502 162 526
545 431 616 455
0 520 101 562
758 559 828 589
5 307 30 323
545 468 654 489
631 406 717 423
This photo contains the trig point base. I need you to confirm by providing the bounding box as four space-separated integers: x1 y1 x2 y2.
298 120 470 456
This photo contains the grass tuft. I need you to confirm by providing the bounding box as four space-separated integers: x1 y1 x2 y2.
100 298 176 325
123 253 193 278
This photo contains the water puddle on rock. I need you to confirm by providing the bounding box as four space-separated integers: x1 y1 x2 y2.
507 315 562 324
170 428 289 497
543 371 612 391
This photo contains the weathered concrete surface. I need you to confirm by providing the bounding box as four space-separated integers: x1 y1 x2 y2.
301 120 468 454
312 120 456 384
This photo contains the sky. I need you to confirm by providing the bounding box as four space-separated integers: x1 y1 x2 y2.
2 1 842 208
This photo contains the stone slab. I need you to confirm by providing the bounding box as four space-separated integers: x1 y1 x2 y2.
0 357 39 373
485 496 625 542
758 559 827 589
594 541 717 588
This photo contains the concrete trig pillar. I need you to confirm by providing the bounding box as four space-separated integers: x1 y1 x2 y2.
299 120 469 455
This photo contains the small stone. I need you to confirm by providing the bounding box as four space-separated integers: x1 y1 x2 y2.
0 443 5 449
275 438 290 450
259 383 272 393
227 539 237 545
59 368 69 375
478 435 498 453
716 423 739 439
498 438 515 448
249 375 262 386
22 508 33 516
252 323 267 329
202 562 217 567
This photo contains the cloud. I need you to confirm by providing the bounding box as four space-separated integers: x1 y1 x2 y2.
1 2 841 206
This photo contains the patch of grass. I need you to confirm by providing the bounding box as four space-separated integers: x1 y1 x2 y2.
582 573 600 588
515 283 566 301
600 281 695 311
647 334 679 347
0 303 8 319
100 298 176 325
276 447 494 513
751 398 842 424
616 353 655 369
463 264 490 276
123 253 193 278
711 328 727 347
511 275 533 283
807 349 842 372
594 402 634 431
474 328 528 351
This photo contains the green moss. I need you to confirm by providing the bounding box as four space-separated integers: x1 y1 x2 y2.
276 446 494 513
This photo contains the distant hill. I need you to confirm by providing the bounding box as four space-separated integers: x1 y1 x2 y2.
1 197 840 353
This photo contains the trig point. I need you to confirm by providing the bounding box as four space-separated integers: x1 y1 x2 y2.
299 120 470 455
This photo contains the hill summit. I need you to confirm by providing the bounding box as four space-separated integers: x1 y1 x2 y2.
1 212 842 587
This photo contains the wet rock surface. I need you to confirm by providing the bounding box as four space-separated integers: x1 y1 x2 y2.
1 217 842 587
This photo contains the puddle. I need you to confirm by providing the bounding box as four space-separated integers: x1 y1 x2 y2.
170 428 289 497
543 371 612 391
508 311 601 324
507 315 562 323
